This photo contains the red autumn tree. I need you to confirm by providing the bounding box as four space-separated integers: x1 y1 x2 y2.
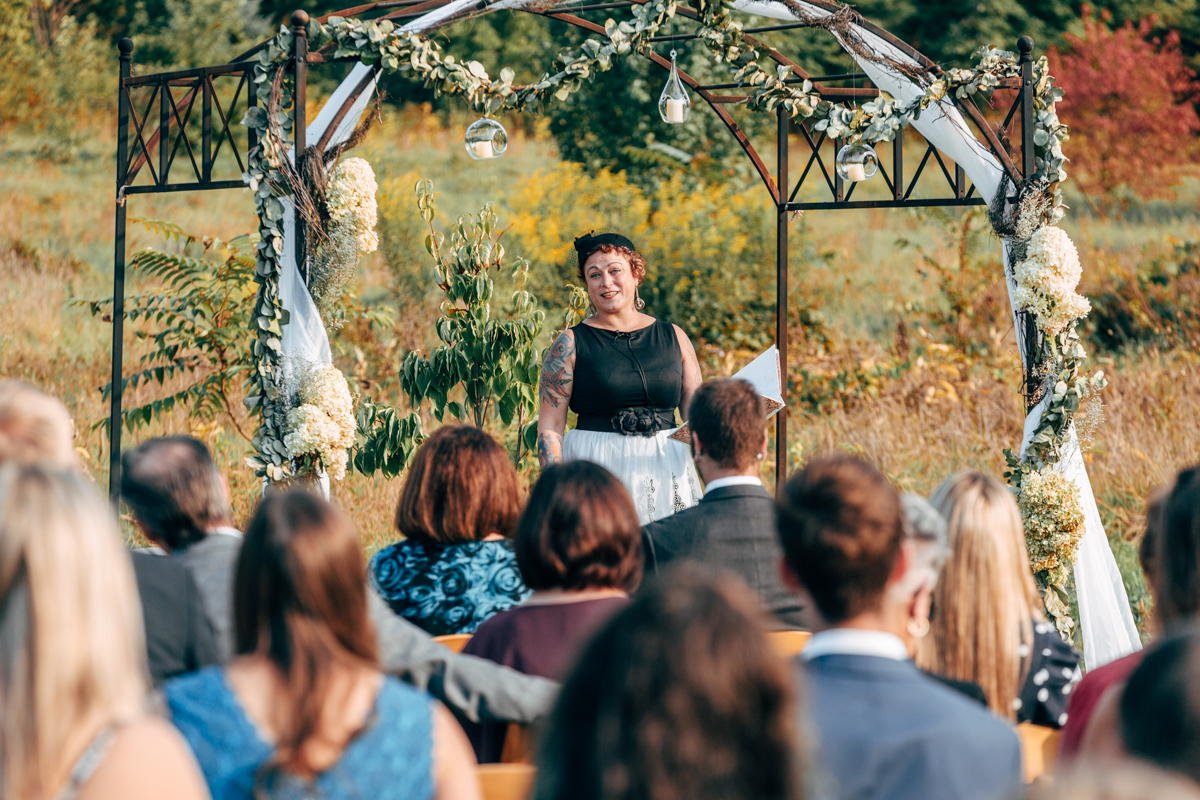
1047 6 1200 214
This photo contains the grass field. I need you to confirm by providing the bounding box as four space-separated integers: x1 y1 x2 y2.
3 110 1199 634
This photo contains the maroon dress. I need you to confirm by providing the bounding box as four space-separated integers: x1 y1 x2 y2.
460 596 629 762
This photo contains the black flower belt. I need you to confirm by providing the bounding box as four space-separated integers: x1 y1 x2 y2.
575 407 677 437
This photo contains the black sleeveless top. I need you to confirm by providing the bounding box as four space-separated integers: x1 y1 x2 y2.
569 319 683 436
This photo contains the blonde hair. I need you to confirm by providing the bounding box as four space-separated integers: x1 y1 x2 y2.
0 464 147 799
0 380 77 469
919 470 1039 719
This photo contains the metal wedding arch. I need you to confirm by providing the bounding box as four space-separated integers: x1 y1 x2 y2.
106 0 1141 665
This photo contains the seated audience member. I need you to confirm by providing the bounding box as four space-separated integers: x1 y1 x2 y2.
165 490 481 800
0 378 79 469
899 494 987 707
371 424 531 635
121 435 559 725
1060 487 1169 759
777 454 1022 800
463 461 640 761
642 378 808 628
130 552 220 684
532 563 801 800
122 435 243 661
1119 626 1200 784
0 464 209 800
920 470 1080 727
0 385 218 684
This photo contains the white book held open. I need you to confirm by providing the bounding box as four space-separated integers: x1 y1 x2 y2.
670 345 784 443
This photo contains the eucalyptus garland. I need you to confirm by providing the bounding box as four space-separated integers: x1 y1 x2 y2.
239 0 1080 484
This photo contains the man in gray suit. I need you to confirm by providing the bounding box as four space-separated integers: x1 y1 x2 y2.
121 435 556 725
642 378 809 629
777 454 1022 800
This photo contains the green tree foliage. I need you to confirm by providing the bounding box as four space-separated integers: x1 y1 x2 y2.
545 19 776 193
0 0 112 157
79 219 259 439
356 180 545 475
128 0 269 68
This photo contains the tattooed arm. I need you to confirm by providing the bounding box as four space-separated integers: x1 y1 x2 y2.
674 324 703 422
538 329 576 468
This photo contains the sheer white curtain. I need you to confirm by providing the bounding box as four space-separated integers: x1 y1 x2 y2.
729 0 1139 666
293 0 1141 665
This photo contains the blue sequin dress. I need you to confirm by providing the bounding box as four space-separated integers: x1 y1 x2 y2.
369 539 531 636
165 667 434 800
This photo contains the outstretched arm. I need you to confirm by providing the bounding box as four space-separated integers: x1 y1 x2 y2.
538 329 576 468
674 324 702 421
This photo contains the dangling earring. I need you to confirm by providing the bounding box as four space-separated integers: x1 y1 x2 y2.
634 285 646 311
907 616 930 639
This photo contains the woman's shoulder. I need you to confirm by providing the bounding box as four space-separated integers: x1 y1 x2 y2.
378 674 436 713
77 716 209 800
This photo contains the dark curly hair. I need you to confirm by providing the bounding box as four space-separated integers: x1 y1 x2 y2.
577 244 647 284
531 563 803 800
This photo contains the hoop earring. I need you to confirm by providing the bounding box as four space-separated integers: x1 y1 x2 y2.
907 616 930 639
634 286 645 311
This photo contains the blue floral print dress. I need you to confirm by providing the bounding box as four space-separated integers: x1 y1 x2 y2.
369 539 531 635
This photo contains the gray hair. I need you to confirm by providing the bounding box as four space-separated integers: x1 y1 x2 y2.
901 492 950 575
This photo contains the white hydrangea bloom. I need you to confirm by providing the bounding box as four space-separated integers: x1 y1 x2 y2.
284 363 357 481
326 157 379 254
1013 226 1092 337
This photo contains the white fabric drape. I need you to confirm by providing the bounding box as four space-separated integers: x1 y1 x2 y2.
728 0 1138 665
294 0 1140 665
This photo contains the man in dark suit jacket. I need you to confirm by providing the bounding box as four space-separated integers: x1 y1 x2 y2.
130 551 220 685
642 378 809 629
777 454 1022 800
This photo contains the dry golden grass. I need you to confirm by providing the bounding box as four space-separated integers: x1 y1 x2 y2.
3 113 1198 580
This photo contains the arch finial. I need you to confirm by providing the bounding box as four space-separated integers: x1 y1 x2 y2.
291 9 310 28
1017 36 1034 58
118 37 134 55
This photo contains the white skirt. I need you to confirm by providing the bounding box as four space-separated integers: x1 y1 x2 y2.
563 428 701 525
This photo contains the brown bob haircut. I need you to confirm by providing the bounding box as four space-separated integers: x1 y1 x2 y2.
395 425 523 544
577 244 647 284
516 461 643 592
234 490 377 776
776 453 904 624
688 378 766 471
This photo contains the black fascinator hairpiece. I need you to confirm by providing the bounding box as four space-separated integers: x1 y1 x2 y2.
573 231 637 264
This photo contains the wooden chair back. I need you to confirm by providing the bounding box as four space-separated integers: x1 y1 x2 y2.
433 633 472 653
477 764 536 800
501 723 534 764
768 630 812 658
1017 723 1061 783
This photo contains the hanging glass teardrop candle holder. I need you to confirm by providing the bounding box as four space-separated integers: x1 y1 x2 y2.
464 118 508 160
835 143 879 182
658 49 691 124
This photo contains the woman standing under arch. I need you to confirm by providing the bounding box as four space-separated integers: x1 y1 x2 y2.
537 232 703 524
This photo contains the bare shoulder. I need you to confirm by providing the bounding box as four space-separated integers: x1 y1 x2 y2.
78 716 209 800
672 324 697 354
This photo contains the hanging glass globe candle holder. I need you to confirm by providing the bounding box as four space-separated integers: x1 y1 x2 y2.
658 49 691 124
464 118 507 160
835 143 879 182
